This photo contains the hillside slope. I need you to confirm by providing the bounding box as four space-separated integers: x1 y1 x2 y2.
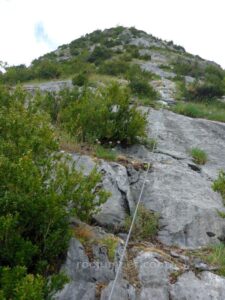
1 27 225 299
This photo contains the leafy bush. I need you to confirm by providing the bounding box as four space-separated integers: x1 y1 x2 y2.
212 170 225 201
0 86 108 297
186 81 224 101
72 72 89 86
69 36 87 55
125 64 158 99
190 147 208 165
99 60 128 76
125 205 159 241
87 46 112 65
34 87 80 124
172 59 204 78
126 64 155 81
0 65 34 84
129 78 158 98
33 60 61 79
60 83 147 145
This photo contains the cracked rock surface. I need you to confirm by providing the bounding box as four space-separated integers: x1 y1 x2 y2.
56 108 225 299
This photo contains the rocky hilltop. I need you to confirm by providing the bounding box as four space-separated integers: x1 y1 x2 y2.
1 27 225 299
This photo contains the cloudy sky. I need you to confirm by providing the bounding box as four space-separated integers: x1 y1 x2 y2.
1 0 225 68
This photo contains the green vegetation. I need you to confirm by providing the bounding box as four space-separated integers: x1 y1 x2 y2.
172 101 225 122
125 205 159 241
190 148 208 165
87 46 112 65
191 244 225 277
99 237 118 261
206 244 225 276
72 71 89 86
139 137 157 151
173 64 225 103
60 83 147 145
0 86 109 298
125 64 158 99
94 145 118 161
99 59 128 76
212 170 225 201
172 59 204 78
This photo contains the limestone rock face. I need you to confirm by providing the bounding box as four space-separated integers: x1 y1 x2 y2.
100 280 136 300
71 153 135 229
54 281 96 300
24 79 73 93
170 271 225 300
56 108 225 299
134 251 177 300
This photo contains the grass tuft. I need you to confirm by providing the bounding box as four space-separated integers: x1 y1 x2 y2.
190 147 208 165
125 204 159 241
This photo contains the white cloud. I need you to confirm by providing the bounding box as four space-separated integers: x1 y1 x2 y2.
0 0 225 67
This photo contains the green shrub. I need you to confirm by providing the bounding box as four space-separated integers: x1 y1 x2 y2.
1 65 34 84
72 72 89 86
0 266 68 300
0 86 108 297
60 83 147 145
124 45 141 59
34 87 80 124
125 205 159 241
33 60 61 79
212 170 225 201
125 64 158 99
190 147 208 165
141 53 151 61
186 82 224 101
87 46 112 65
129 78 158 98
99 60 128 76
172 59 204 78
126 64 155 81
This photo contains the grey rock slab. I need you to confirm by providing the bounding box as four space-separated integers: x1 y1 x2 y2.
71 154 134 229
116 109 225 248
140 287 169 300
134 251 178 288
24 79 73 93
148 109 225 180
134 251 177 300
94 160 135 228
140 158 225 248
62 238 115 283
170 271 225 300
151 79 177 104
71 153 96 176
100 280 136 300
141 62 176 79
54 281 96 300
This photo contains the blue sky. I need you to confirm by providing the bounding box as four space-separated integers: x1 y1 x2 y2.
34 22 56 49
0 0 225 68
